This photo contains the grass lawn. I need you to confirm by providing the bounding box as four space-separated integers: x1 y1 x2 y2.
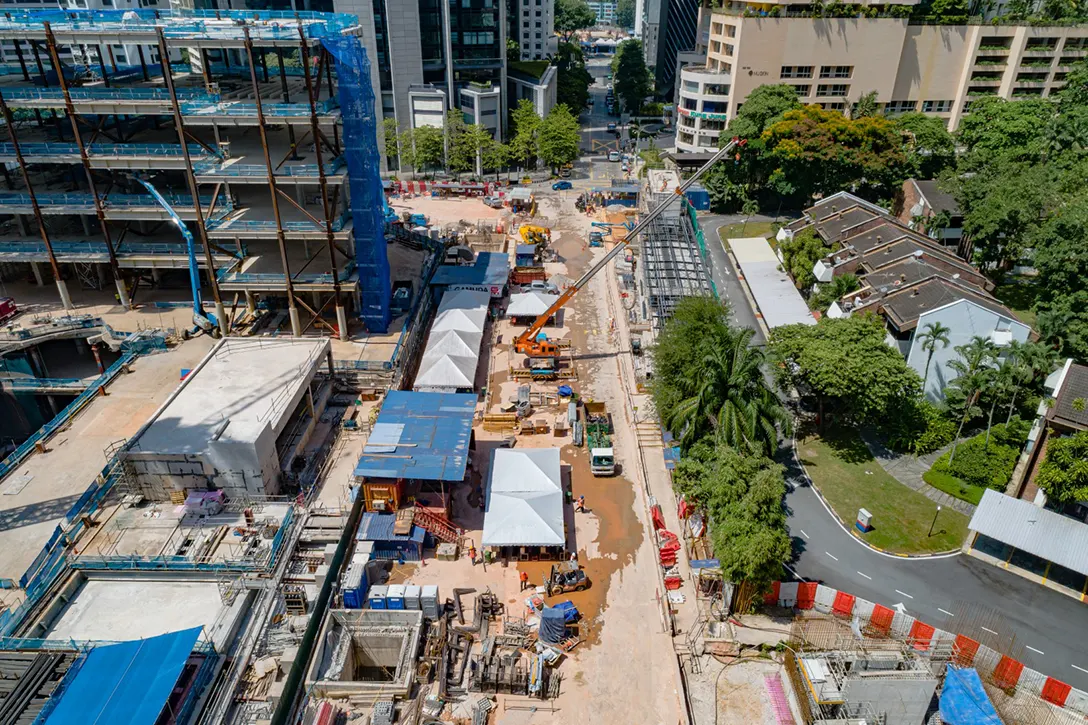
923 469 987 506
993 278 1040 329
797 430 970 554
720 221 776 242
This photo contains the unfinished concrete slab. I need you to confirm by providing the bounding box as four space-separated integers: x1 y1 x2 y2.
44 578 225 641
0 338 215 585
307 610 423 703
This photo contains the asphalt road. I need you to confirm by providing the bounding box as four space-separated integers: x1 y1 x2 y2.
698 214 767 345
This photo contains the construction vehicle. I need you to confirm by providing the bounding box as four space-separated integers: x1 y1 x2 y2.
588 231 604 247
0 297 17 325
585 402 615 476
545 561 590 596
520 225 551 245
513 137 747 359
131 176 222 338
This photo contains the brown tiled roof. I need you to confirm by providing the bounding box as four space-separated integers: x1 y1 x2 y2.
1051 364 1088 430
876 276 1018 331
837 222 923 255
859 244 992 291
913 180 960 216
813 207 879 242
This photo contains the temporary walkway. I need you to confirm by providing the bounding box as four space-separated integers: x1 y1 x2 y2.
729 236 817 329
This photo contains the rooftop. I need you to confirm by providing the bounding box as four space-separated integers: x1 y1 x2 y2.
912 179 960 216
430 252 510 289
126 337 330 456
1050 362 1088 430
874 277 1019 331
352 391 476 482
969 489 1088 576
729 236 817 329
482 448 565 547
856 240 987 287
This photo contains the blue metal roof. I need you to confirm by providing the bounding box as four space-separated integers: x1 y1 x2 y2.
356 512 427 543
430 252 509 287
353 390 476 481
515 244 536 255
591 184 639 194
45 627 202 725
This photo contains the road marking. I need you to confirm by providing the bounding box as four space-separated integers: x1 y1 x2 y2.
799 529 809 539
938 608 955 617
1073 665 1088 675
825 551 838 561
981 626 999 636
857 571 872 580
894 589 914 599
1027 646 1045 655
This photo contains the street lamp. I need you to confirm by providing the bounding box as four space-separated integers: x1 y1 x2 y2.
928 505 942 537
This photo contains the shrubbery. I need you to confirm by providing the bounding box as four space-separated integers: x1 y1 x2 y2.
883 399 957 456
928 418 1030 491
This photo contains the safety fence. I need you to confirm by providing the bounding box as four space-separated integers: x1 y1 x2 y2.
333 359 394 372
0 240 240 261
685 199 718 300
192 156 345 178
1 86 215 102
0 314 102 342
763 581 1088 717
0 191 233 218
218 261 356 286
0 352 135 481
0 142 219 161
206 216 348 235
0 377 88 392
180 98 338 118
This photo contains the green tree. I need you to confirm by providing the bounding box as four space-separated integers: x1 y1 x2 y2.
916 321 951 395
462 123 496 177
444 109 476 176
810 273 860 314
769 315 922 426
539 104 582 172
926 0 970 22
382 117 400 167
554 41 593 111
725 84 801 140
482 139 511 181
396 128 418 176
509 98 543 169
555 0 596 39
762 105 909 203
779 227 830 290
945 336 998 462
850 90 880 119
411 124 445 175
894 112 956 178
1032 194 1088 357
507 39 520 62
1036 430 1088 503
1056 59 1088 113
616 0 636 26
956 96 1053 167
612 39 652 114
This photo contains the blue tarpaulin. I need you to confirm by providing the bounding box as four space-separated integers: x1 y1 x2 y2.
45 627 202 725
430 252 510 288
539 607 567 645
356 513 426 560
939 667 1002 725
353 391 476 481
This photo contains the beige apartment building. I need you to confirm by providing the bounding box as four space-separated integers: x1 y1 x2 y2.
675 1 1088 152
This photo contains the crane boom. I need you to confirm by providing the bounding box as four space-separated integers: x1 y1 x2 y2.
514 137 745 356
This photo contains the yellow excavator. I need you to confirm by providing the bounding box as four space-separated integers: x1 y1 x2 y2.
519 225 551 246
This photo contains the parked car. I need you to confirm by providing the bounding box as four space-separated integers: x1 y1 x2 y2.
528 280 559 294
483 196 504 208
608 151 621 162
552 180 573 190
606 122 617 132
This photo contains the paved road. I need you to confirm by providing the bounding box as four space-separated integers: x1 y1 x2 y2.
700 214 767 345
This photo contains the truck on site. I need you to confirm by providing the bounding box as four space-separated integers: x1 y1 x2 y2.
512 137 746 360
0 297 17 325
584 401 615 476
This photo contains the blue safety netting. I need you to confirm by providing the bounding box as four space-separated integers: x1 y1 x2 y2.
44 627 202 725
939 667 1002 725
322 35 391 333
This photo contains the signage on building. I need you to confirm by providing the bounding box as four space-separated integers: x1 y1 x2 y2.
678 108 728 121
450 283 503 298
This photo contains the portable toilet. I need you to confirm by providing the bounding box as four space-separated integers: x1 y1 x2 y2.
367 585 389 609
404 584 421 611
386 584 406 610
421 585 440 618
342 551 370 608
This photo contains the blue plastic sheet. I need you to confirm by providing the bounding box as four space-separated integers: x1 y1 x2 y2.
539 607 567 645
939 667 1002 725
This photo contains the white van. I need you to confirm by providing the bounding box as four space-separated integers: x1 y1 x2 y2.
608 151 621 162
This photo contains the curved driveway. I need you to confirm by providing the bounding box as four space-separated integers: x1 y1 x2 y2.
702 216 1088 690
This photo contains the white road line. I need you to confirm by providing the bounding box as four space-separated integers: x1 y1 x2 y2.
894 589 914 599
857 571 872 580
1073 664 1088 675
938 608 955 617
825 551 839 561
1026 646 1045 655
799 529 809 539
981 626 999 636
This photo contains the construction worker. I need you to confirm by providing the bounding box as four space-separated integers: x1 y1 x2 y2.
575 495 585 513
468 546 477 566
520 570 530 591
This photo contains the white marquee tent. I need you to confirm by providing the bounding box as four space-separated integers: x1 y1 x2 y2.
506 290 558 318
413 289 489 393
482 448 565 548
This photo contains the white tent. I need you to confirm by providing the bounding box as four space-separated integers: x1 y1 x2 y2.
482 448 565 548
413 289 489 392
432 289 489 333
507 290 558 318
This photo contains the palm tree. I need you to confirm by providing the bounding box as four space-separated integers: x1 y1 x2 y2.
664 327 791 456
916 322 951 396
947 336 998 463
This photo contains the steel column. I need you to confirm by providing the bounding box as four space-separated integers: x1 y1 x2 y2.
276 49 300 160
136 43 149 82
299 31 348 340
96 44 110 88
0 91 72 310
12 40 29 82
243 28 300 336
43 22 129 308
157 29 228 337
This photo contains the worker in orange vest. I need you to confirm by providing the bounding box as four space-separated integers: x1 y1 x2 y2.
520 570 530 591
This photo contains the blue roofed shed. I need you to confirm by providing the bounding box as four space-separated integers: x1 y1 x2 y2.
44 627 205 725
353 391 476 482
430 252 509 296
356 512 427 560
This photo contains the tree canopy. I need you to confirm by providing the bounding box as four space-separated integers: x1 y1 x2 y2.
616 0 635 26
555 0 596 38
612 39 652 113
770 315 922 425
779 227 830 291
554 41 593 111
893 112 956 178
509 98 542 169
1036 430 1088 504
538 104 581 170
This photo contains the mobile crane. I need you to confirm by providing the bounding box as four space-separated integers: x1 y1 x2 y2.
513 137 747 359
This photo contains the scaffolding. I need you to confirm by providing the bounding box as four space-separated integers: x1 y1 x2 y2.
640 210 713 326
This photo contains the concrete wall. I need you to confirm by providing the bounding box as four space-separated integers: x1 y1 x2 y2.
906 299 1032 402
841 676 938 725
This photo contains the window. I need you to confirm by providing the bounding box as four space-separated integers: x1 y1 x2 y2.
461 94 475 109
683 80 699 92
535 21 541 27
726 24 736 38
703 101 727 113
822 102 846 111
711 41 721 53
702 119 726 131
780 65 813 79
884 100 916 113
921 99 952 113
793 84 810 96
481 108 497 116
816 83 849 97
724 44 734 56
682 97 698 110
704 83 729 95
819 65 852 79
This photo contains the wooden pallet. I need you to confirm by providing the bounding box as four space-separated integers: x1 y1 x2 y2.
394 508 415 536
483 413 519 432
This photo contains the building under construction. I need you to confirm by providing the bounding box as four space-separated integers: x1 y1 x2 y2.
0 7 395 336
